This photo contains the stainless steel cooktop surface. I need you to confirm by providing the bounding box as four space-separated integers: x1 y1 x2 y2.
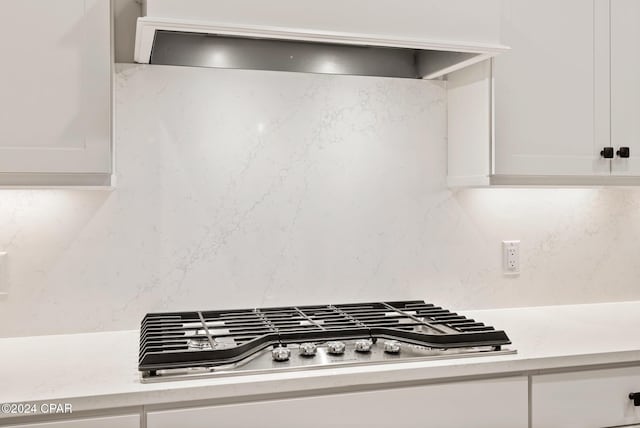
139 300 515 382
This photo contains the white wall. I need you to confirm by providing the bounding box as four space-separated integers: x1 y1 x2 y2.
1 64 639 337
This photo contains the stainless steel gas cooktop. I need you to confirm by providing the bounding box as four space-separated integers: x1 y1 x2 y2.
139 300 515 382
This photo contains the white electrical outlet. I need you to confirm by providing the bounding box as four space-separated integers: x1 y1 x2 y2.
0 251 7 296
502 241 520 275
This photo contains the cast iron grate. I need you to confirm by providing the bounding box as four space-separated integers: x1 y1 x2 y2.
139 300 511 372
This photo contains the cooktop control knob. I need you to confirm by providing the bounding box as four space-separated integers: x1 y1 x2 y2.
383 340 401 354
326 341 346 355
299 342 317 356
271 346 291 362
354 339 373 353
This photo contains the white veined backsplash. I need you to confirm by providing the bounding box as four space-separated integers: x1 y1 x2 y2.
1 64 640 337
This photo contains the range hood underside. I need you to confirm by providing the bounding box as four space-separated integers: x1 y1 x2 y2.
151 31 479 80
135 18 510 80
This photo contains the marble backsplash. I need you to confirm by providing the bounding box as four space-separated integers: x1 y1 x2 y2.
1 64 639 337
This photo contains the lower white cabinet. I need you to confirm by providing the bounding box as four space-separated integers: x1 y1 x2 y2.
4 414 139 428
147 377 528 428
532 366 640 428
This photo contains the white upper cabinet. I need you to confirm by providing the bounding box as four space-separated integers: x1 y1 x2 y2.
493 0 609 178
611 0 640 176
450 0 640 186
0 0 112 186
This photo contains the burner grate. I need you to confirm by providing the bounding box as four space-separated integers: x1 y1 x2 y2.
139 300 510 372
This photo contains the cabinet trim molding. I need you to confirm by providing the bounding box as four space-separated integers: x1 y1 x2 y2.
490 174 640 187
0 173 114 188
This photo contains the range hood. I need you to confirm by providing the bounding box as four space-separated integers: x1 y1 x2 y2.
134 1 509 80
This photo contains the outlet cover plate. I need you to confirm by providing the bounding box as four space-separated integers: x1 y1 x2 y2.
0 251 7 296
502 240 520 275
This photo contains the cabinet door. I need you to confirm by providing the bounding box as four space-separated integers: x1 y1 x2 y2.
494 0 610 176
532 366 640 428
148 377 528 428
0 0 111 175
4 414 139 428
611 0 640 175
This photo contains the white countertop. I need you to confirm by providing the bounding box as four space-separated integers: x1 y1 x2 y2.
2 301 640 418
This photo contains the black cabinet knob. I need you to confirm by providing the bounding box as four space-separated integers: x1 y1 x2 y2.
630 392 640 406
601 147 614 158
617 147 630 158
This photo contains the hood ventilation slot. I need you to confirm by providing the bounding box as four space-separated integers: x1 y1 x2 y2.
147 30 484 80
